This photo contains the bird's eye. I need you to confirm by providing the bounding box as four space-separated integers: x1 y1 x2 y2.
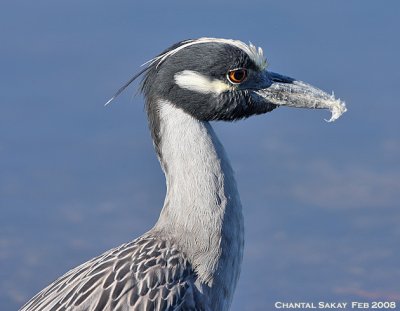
227 68 248 84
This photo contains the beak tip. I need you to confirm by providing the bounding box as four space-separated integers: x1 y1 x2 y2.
324 98 347 122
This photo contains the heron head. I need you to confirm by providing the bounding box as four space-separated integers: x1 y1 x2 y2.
107 38 346 122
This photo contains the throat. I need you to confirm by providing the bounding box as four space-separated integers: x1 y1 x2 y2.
151 100 244 288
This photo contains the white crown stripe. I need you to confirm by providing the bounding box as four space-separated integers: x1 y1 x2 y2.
145 38 267 70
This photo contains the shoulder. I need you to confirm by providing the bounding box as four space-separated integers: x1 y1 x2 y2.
20 233 210 311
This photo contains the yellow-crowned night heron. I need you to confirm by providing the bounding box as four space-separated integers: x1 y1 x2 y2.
20 38 346 311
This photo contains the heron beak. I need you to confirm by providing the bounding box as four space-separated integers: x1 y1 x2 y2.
256 72 347 122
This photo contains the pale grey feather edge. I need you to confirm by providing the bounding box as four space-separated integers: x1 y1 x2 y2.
20 232 210 311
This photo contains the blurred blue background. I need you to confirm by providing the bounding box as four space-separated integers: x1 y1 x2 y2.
1 1 399 310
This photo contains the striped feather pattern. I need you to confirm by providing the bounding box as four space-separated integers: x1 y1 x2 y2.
20 233 210 311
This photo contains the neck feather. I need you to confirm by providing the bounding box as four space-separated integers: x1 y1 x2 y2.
150 99 243 301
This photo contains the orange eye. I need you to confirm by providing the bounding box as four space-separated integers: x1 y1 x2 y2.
227 68 248 84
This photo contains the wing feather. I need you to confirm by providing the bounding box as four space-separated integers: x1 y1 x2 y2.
20 233 210 311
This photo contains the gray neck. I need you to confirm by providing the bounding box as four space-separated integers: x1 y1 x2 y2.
151 100 244 307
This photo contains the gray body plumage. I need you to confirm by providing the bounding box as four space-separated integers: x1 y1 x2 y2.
22 98 243 311
20 38 346 311
21 233 210 310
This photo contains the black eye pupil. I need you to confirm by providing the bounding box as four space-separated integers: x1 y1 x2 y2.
235 70 244 80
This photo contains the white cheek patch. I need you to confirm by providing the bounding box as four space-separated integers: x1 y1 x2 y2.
174 70 233 95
